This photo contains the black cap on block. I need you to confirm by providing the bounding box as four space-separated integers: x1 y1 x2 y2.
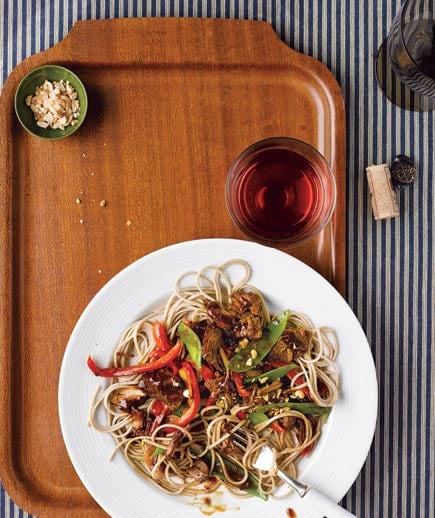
390 155 416 189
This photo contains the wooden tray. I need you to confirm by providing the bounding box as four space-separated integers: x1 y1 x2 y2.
0 18 346 517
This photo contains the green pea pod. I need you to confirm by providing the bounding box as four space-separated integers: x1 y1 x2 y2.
177 321 202 368
247 411 269 425
153 446 166 456
198 449 267 500
228 310 290 372
244 363 297 385
254 402 331 422
215 456 268 501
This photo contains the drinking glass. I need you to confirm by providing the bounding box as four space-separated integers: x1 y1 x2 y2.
225 137 336 248
377 0 435 110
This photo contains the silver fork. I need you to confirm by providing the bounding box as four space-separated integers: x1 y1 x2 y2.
232 429 356 517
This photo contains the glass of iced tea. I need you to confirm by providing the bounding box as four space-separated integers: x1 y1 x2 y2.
225 137 336 247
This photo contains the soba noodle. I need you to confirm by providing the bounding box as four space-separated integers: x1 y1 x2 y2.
87 260 339 499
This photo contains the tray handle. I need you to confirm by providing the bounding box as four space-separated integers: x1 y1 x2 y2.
57 17 297 66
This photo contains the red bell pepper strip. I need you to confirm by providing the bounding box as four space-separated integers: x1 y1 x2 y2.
87 339 183 378
205 395 217 406
232 371 251 398
267 361 287 367
152 321 171 353
300 443 315 456
149 399 170 433
201 364 215 381
169 361 200 428
248 410 286 433
168 362 180 375
287 369 311 399
150 322 179 374
271 421 286 433
202 364 217 406
149 399 168 417
268 361 311 399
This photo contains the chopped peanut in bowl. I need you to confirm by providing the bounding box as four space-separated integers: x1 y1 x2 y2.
25 79 80 130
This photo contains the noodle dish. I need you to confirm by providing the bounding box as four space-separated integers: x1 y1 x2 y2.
87 260 339 500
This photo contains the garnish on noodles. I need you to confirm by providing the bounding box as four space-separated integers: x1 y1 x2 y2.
87 260 339 500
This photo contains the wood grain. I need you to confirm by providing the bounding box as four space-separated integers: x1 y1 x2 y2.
0 18 346 517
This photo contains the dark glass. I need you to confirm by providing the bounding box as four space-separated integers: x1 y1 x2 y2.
389 0 435 95
378 0 435 110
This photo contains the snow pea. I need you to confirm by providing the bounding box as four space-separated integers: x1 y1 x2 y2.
199 450 267 500
254 401 331 422
228 310 290 372
214 456 268 501
247 411 269 425
177 321 202 368
244 363 297 385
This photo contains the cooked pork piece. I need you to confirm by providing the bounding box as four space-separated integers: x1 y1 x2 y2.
268 327 312 363
111 387 146 410
186 460 210 481
202 325 225 371
228 291 263 318
228 291 264 340
206 291 265 342
206 301 234 331
138 367 184 410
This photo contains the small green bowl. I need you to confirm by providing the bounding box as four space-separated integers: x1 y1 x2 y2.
14 64 88 140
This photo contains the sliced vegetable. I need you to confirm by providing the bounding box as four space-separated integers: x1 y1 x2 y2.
152 321 171 353
169 361 201 427
287 368 311 399
267 361 311 398
232 371 251 398
152 321 180 374
247 411 268 425
87 339 183 378
270 421 286 433
236 410 247 420
228 310 290 372
300 443 315 456
149 399 170 433
149 399 168 417
153 446 167 456
248 411 285 432
172 405 184 417
213 455 267 501
201 364 215 381
177 321 202 369
254 401 331 421
244 363 297 385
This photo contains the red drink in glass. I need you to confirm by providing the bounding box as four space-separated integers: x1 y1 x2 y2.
225 137 336 247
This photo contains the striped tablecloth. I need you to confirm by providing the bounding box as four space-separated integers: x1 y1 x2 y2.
1 2 433 517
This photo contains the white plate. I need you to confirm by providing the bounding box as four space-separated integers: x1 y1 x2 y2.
58 238 377 518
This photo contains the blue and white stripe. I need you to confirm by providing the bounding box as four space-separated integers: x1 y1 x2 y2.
1 2 434 517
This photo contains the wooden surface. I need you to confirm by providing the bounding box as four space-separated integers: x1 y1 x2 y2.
0 17 346 517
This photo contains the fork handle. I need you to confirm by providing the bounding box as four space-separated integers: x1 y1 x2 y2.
276 468 356 517
276 467 310 497
299 488 357 517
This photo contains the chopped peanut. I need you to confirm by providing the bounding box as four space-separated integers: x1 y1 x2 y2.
25 79 80 130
